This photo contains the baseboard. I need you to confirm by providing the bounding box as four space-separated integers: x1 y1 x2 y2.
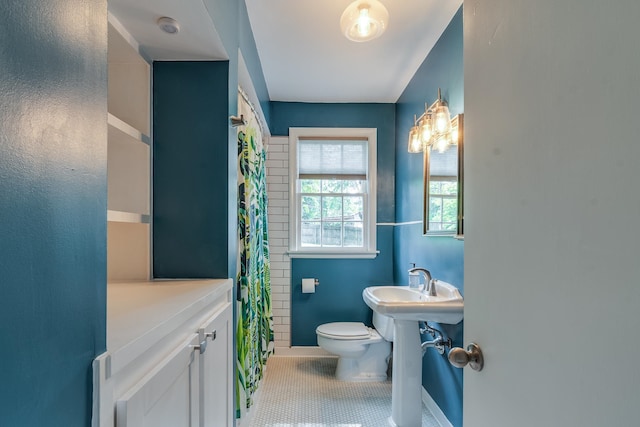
422 387 453 427
273 346 335 357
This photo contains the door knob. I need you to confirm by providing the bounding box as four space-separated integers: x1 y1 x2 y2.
448 343 484 371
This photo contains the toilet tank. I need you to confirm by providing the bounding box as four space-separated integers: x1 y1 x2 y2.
372 311 394 341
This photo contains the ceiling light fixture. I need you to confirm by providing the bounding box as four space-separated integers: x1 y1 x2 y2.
340 0 389 42
157 17 180 35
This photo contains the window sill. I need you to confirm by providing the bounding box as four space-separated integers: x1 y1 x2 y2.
288 250 379 259
425 231 462 239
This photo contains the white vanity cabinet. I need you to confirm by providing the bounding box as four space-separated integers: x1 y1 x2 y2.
197 306 233 427
93 279 234 427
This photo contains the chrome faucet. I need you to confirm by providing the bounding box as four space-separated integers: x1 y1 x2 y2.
408 267 437 296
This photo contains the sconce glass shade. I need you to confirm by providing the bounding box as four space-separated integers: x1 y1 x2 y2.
408 125 422 153
419 114 433 145
434 135 452 153
433 102 451 135
432 89 452 136
450 127 459 145
341 0 389 42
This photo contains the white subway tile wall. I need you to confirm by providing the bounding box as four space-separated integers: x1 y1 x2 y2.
266 137 291 349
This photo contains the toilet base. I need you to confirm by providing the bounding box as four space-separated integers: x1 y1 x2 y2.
334 341 391 382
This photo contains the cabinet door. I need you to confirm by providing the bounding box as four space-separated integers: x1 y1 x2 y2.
198 304 233 427
116 334 200 427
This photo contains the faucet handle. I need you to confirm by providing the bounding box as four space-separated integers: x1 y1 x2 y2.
426 279 438 296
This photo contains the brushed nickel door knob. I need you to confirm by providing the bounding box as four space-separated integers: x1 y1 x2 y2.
448 343 484 371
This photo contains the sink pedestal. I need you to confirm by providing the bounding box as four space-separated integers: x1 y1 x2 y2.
361 284 464 426
389 319 423 427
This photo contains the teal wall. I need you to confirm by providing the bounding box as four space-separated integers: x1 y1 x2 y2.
237 0 271 125
270 11 464 421
270 102 396 345
203 0 271 276
0 0 462 423
153 1 271 279
153 61 230 278
394 7 464 427
272 7 464 425
0 0 108 425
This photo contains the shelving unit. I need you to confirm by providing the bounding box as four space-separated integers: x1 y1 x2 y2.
107 15 151 282
95 14 234 427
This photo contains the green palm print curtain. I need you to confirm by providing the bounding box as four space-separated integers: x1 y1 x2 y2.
236 92 274 418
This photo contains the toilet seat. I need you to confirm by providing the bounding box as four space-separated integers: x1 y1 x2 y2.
316 322 377 340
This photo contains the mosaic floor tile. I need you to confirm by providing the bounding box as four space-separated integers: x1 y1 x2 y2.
247 356 440 427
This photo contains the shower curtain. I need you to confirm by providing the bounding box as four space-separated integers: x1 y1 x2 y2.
236 90 274 418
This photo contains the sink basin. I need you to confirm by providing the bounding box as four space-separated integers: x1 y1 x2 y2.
363 282 464 324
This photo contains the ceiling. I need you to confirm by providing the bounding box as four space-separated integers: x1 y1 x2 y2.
109 0 462 103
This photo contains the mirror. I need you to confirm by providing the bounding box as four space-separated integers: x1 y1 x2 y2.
423 114 463 236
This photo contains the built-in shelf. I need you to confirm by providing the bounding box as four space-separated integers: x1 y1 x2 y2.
107 15 151 283
107 127 150 215
107 210 150 224
108 113 151 145
107 20 150 136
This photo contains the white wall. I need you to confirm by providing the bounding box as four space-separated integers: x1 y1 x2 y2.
464 1 640 426
266 136 291 349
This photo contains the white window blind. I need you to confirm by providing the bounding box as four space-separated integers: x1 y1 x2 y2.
429 145 458 178
298 139 368 180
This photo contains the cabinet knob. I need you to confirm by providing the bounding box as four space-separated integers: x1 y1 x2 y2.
205 330 217 341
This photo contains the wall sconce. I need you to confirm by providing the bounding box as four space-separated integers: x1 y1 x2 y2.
407 89 464 236
407 88 455 154
340 0 389 42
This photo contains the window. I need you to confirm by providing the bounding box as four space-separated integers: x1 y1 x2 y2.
289 128 377 258
429 180 458 232
428 146 458 233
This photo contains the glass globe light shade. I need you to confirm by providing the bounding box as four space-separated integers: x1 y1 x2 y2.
341 0 389 42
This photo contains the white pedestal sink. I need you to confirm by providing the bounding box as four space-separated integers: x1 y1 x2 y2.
363 283 463 427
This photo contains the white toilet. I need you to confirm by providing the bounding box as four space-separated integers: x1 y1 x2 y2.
316 311 394 381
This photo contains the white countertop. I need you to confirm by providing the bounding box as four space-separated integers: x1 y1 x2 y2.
107 279 233 374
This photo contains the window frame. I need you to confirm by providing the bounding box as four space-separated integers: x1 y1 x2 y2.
288 127 377 258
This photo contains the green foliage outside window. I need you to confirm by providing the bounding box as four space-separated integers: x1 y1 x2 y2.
300 179 365 247
429 180 457 231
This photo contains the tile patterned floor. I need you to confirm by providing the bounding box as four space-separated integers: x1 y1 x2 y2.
247 356 440 427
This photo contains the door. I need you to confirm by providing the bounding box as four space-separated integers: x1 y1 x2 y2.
463 1 640 426
198 304 233 427
116 334 200 427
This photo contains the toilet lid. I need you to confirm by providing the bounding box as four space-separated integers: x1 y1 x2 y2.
316 322 371 340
